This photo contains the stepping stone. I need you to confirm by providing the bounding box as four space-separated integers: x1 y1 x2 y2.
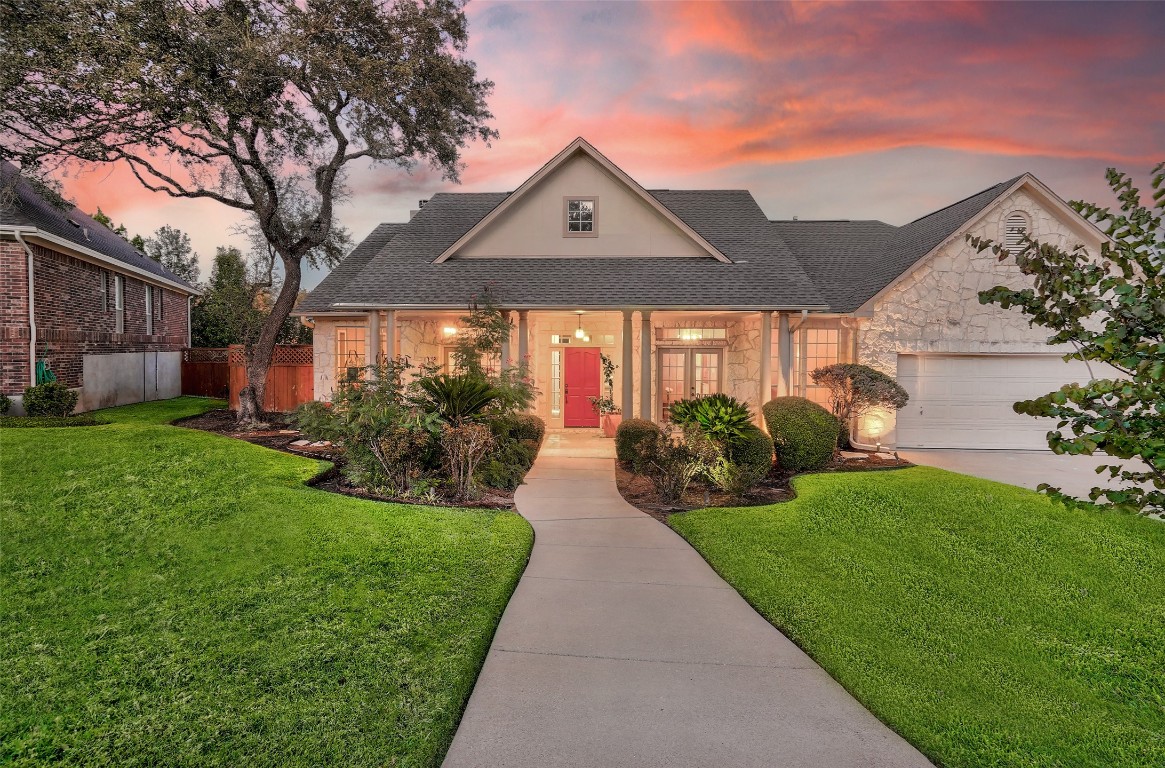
839 450 867 460
290 439 312 447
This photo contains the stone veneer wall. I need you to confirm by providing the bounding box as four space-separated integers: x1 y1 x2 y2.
856 187 1099 445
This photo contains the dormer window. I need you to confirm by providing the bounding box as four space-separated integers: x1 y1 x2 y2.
564 197 597 237
1003 211 1030 255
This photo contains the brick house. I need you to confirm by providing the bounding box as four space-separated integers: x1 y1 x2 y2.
1 163 199 414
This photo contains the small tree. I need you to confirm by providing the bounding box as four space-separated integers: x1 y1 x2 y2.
970 163 1165 515
144 225 200 285
811 363 909 448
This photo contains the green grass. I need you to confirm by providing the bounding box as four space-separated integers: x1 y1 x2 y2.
671 467 1165 768
0 397 532 767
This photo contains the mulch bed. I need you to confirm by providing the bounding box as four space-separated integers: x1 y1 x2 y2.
615 449 913 522
173 408 518 509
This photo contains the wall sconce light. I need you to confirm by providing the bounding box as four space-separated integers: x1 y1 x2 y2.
442 326 457 337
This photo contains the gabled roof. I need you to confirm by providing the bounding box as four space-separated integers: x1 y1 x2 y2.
1 162 198 293
299 140 1096 316
434 137 731 263
298 188 825 312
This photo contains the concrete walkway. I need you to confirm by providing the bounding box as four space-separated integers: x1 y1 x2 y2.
443 431 931 768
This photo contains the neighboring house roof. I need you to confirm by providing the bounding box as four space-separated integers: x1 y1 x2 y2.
0 162 198 293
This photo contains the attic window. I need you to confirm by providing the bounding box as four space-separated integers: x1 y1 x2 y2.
1004 212 1030 255
564 197 597 237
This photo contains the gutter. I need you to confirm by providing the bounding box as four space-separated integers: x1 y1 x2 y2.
14 232 37 387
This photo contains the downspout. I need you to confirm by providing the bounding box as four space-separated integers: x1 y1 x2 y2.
187 295 193 347
15 233 36 387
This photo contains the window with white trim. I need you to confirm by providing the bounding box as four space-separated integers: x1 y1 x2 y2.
157 288 164 321
336 326 367 382
114 274 125 333
99 270 108 312
564 197 596 235
145 285 154 335
1004 212 1029 255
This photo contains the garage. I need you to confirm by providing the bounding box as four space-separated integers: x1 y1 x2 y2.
895 354 1098 450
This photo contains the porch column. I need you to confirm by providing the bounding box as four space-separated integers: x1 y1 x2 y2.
621 310 634 417
385 309 396 360
639 310 652 420
778 312 793 396
517 310 529 365
366 310 380 373
759 310 773 414
500 310 511 370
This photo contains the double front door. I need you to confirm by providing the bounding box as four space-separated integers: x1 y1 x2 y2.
659 348 723 421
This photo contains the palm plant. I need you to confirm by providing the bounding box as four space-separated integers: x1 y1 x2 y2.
415 373 499 425
668 393 753 446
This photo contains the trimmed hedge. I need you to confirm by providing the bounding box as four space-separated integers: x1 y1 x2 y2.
0 415 107 428
615 418 661 463
762 396 839 472
728 425 774 479
23 381 78 417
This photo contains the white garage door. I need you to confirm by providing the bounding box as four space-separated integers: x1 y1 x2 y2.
896 354 1097 450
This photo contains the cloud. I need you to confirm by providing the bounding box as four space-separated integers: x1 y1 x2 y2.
49 0 1164 289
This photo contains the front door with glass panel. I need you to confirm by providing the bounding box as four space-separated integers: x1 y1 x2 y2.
564 347 602 427
659 348 723 420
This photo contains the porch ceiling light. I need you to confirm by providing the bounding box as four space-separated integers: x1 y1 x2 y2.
574 314 586 339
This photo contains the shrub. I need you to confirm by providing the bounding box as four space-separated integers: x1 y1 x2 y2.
729 425 774 478
810 363 909 447
0 414 106 428
668 393 753 446
510 413 545 444
441 422 495 501
416 373 499 424
477 438 539 490
634 425 719 503
762 397 840 473
0 393 10 415
615 418 661 463
23 381 78 417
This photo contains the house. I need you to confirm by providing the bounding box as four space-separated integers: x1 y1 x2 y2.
1 163 198 414
297 138 1108 450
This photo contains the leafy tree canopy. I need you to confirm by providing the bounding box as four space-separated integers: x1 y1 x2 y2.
144 224 200 285
971 163 1165 515
0 0 496 421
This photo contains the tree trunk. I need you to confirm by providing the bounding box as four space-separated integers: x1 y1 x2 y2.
237 253 303 425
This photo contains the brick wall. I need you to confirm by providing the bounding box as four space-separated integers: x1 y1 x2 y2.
0 240 31 392
0 239 190 394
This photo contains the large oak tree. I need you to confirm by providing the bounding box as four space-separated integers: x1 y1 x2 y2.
0 0 496 422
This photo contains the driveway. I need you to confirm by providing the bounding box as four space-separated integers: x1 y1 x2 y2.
443 431 931 768
897 449 1126 498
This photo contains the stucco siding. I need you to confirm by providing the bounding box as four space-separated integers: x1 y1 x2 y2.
452 153 708 259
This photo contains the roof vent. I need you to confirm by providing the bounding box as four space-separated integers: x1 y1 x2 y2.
418 199 428 209
66 217 81 228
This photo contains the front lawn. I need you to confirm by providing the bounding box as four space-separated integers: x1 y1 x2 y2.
0 397 532 767
671 467 1165 768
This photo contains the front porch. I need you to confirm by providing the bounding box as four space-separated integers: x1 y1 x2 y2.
313 308 856 428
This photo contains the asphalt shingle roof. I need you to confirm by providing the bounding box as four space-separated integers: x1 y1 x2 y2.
299 175 1025 314
0 162 198 291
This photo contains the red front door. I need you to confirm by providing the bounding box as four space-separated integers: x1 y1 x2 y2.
564 347 601 427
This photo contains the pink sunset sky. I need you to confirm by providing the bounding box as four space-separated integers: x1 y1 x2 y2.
56 0 1164 288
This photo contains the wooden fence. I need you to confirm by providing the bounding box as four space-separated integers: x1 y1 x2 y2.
228 344 314 413
180 345 314 413
181 347 230 399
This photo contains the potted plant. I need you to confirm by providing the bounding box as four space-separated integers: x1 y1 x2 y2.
589 353 623 437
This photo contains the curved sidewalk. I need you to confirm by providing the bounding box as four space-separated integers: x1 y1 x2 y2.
443 431 931 768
